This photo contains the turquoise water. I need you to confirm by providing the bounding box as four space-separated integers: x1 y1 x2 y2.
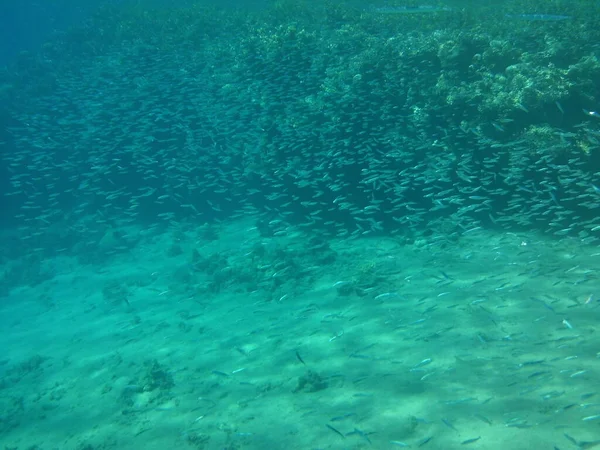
1 1 599 449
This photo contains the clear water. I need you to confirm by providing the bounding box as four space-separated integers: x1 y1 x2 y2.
1 1 599 449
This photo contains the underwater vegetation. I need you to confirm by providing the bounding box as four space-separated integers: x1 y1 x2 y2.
1 0 600 272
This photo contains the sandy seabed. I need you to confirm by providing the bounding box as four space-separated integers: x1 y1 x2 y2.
1 218 599 450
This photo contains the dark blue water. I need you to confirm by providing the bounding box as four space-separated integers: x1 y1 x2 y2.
0 1 93 67
0 0 268 68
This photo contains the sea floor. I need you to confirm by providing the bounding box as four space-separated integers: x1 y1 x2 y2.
1 218 599 450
